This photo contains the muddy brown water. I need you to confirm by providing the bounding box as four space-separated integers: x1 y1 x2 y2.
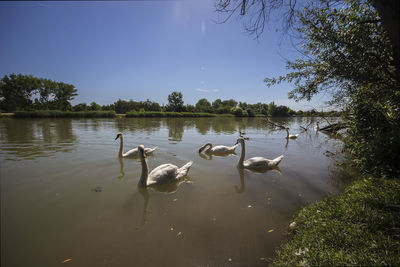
1 117 345 266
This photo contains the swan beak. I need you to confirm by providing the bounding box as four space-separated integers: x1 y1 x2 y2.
115 135 119 140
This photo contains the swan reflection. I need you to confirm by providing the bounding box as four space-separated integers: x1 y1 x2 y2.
136 177 191 226
235 166 282 194
198 150 237 161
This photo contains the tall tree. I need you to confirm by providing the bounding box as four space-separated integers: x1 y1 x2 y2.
196 98 212 113
167 91 184 112
216 0 400 176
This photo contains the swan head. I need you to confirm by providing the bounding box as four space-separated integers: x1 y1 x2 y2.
115 132 123 140
138 145 146 158
235 137 245 145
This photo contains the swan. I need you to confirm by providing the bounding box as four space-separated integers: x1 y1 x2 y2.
236 137 284 170
198 142 239 154
314 122 320 131
115 132 158 157
285 128 299 139
137 145 193 187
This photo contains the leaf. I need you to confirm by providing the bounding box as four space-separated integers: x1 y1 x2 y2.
268 229 274 233
173 198 178 202
61 259 72 263
170 227 174 231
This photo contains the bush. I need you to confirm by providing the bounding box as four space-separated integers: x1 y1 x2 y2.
346 86 400 178
246 108 256 117
231 107 248 117
125 111 216 118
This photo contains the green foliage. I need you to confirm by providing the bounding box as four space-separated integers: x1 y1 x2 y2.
246 108 255 117
13 110 116 118
73 103 88 112
274 177 400 266
231 107 247 117
195 98 212 113
346 86 400 177
265 1 395 104
0 73 77 112
89 102 101 111
125 111 216 117
263 0 400 177
167 91 184 112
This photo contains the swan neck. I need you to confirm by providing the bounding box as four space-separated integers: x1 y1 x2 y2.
118 135 124 157
238 141 245 167
286 129 289 138
139 156 149 187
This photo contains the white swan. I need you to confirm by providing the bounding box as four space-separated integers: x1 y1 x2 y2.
198 142 239 154
314 122 320 131
285 128 299 139
236 137 284 170
115 132 158 157
137 145 193 187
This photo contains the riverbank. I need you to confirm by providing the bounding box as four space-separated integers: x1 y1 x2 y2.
1 111 242 118
273 177 400 266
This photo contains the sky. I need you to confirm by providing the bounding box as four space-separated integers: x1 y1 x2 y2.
0 0 330 110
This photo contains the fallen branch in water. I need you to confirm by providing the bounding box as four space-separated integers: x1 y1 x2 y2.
265 118 287 130
319 122 349 132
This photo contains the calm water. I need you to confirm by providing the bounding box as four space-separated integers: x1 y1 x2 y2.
1 117 344 267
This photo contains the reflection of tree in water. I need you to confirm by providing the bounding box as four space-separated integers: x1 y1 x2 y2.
211 117 237 134
195 118 212 135
0 119 78 160
115 117 161 135
165 118 184 141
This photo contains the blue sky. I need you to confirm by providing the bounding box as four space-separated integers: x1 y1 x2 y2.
0 0 329 110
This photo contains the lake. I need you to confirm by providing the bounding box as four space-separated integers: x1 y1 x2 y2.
1 117 345 266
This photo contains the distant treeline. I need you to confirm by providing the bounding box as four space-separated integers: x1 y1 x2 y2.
0 74 340 117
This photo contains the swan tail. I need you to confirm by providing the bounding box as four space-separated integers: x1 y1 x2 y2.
148 146 158 153
176 161 193 179
271 155 284 166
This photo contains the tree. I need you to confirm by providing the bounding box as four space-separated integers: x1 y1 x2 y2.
196 98 212 113
215 0 400 83
73 103 88 112
216 0 400 176
0 74 77 112
212 99 222 110
222 99 237 108
167 91 184 112
89 102 101 111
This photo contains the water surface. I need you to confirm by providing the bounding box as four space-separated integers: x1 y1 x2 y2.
1 117 344 266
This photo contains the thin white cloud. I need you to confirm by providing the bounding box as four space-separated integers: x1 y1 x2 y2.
196 88 210 92
195 88 219 93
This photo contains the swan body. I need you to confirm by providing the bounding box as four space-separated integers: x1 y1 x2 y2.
285 128 299 139
138 145 193 187
314 122 320 131
115 133 158 157
198 143 239 154
236 138 283 170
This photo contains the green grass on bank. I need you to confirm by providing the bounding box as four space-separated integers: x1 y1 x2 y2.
273 177 400 266
125 111 218 117
13 110 116 118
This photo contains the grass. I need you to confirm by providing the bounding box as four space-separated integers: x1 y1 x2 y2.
273 177 400 266
125 111 217 117
13 110 116 118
